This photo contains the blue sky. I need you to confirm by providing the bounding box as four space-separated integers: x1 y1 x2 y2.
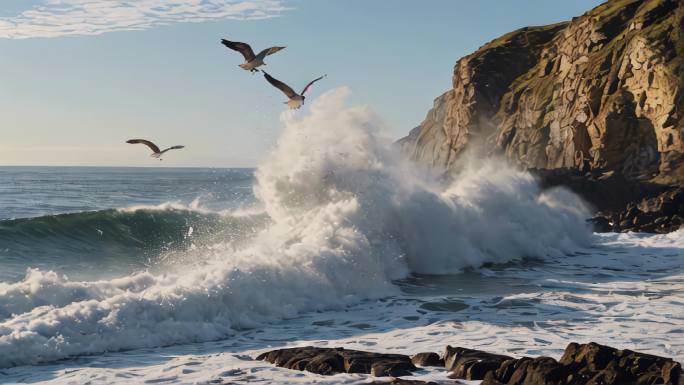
0 0 603 167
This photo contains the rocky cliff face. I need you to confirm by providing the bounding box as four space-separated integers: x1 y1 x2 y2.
400 0 684 182
400 0 684 183
398 23 567 171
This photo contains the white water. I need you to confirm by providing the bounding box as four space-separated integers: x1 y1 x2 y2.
1 89 680 385
3 229 682 384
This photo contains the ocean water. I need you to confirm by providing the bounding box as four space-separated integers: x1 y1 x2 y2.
0 89 682 384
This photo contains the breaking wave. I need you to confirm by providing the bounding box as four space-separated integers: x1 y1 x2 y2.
0 88 591 367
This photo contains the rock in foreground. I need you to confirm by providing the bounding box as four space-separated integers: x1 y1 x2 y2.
481 342 683 385
371 380 439 385
444 346 513 380
257 342 683 384
411 352 444 367
255 346 417 376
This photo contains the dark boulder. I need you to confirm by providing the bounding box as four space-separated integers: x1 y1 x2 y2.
481 342 684 385
444 346 513 380
371 379 439 385
587 216 612 232
411 352 444 367
256 346 417 376
371 361 415 377
589 186 684 233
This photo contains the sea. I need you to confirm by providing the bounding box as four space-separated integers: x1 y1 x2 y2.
0 89 682 384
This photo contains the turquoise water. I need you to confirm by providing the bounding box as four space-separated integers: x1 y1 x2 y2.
0 167 257 281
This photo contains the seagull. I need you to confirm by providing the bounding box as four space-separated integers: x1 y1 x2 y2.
263 72 327 109
126 139 184 161
220 39 285 73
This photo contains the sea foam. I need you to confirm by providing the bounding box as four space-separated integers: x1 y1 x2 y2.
0 88 590 367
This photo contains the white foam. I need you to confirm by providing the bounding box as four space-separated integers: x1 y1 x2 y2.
0 88 590 368
4 229 681 384
117 200 214 214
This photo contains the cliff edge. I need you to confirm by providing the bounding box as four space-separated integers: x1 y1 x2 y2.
399 0 684 232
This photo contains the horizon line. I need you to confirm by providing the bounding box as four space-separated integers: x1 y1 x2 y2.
0 164 256 170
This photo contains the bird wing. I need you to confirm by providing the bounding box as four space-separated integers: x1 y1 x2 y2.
256 46 286 59
160 145 185 154
220 39 256 61
263 72 297 98
127 139 160 153
301 74 327 95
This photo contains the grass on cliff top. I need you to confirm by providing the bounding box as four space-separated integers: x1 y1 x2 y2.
479 22 568 52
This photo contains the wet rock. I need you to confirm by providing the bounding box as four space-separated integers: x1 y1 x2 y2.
603 187 684 233
444 346 513 380
481 342 684 385
411 352 444 367
370 379 439 385
256 346 417 376
619 219 634 230
624 204 640 221
371 361 415 377
259 343 683 384
587 216 612 232
305 351 344 375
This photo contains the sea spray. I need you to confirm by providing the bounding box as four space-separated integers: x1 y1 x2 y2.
0 88 590 367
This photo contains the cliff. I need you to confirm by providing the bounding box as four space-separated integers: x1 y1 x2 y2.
400 0 684 232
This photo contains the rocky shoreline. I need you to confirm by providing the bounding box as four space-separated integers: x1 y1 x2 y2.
532 168 684 233
257 342 683 384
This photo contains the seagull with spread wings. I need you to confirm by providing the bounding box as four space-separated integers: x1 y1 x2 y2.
262 72 327 109
220 39 285 73
126 139 184 161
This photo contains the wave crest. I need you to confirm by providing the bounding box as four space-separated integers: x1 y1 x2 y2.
0 88 590 367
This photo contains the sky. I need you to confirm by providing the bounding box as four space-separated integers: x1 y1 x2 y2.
0 0 604 167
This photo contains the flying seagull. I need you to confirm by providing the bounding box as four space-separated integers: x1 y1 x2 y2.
220 39 285 73
263 72 327 109
126 139 184 161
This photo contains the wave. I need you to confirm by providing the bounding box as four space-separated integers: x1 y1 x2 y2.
1 205 229 249
0 204 269 281
0 88 592 368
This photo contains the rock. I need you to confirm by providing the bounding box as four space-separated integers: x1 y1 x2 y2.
531 168 665 213
371 361 415 377
624 204 639 221
587 216 612 232
481 341 684 385
305 351 344 375
370 379 439 385
256 346 417 376
444 346 513 380
611 186 684 233
620 219 634 230
259 343 683 385
654 216 669 225
411 352 444 367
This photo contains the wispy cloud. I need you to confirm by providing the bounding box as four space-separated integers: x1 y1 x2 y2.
0 0 288 39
